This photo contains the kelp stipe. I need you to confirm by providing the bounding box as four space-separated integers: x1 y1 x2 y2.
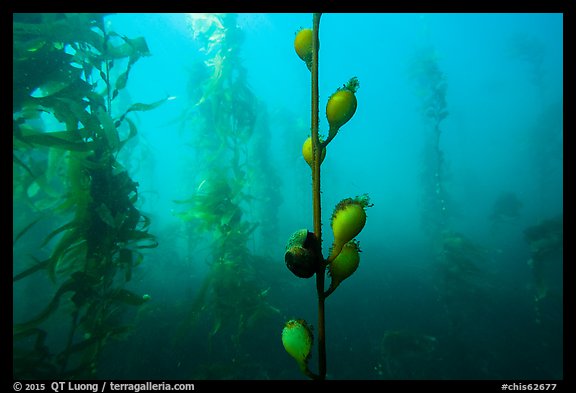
281 13 372 380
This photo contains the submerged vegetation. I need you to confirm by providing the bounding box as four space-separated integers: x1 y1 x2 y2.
12 13 562 381
409 40 450 240
281 14 372 380
402 19 562 380
13 13 164 378
405 19 500 379
524 216 563 324
172 13 282 364
508 33 563 328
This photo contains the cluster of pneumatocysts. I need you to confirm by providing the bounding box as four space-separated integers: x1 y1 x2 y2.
281 26 373 375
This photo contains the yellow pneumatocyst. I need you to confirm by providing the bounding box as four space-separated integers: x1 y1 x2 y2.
294 28 313 66
302 136 326 167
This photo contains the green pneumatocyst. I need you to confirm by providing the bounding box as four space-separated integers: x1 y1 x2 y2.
281 319 313 368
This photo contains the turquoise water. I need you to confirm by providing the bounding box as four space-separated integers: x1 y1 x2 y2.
13 13 563 380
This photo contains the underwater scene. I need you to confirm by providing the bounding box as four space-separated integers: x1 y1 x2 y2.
13 13 563 381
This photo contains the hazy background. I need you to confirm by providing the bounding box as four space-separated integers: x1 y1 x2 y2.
15 13 563 380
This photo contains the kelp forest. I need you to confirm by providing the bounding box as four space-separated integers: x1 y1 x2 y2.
13 13 563 381
13 12 291 381
13 13 165 378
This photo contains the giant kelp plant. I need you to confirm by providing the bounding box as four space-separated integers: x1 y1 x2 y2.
406 20 498 379
409 42 450 240
280 13 372 380
508 34 562 331
507 33 562 219
13 13 164 378
172 14 282 372
408 29 493 297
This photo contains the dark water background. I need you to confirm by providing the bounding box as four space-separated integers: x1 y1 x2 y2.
13 13 563 380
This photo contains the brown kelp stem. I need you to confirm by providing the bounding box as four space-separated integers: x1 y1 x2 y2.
310 12 326 380
311 15 322 238
284 13 366 379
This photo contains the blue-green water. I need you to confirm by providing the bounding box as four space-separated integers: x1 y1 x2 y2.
13 13 563 381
